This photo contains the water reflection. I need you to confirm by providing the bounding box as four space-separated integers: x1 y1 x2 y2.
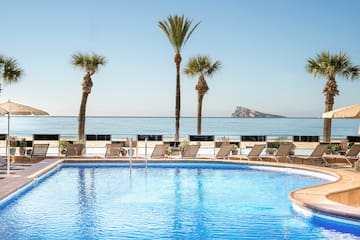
172 168 183 238
195 169 208 238
77 168 99 239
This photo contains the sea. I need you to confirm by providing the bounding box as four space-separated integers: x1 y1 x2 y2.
0 116 358 140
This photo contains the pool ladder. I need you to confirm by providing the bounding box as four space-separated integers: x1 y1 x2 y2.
129 137 149 171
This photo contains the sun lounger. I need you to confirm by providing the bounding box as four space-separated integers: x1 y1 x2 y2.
241 144 266 161
0 157 6 167
13 143 49 163
263 144 294 163
216 144 235 159
324 143 360 168
150 144 170 159
104 143 122 158
290 143 329 166
181 144 201 159
28 143 49 161
65 144 84 158
0 156 29 171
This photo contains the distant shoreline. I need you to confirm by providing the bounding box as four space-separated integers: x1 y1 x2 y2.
0 115 322 119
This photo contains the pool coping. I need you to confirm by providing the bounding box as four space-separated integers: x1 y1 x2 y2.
0 158 359 222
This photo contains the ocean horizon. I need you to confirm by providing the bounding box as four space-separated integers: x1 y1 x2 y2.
34 116 323 119
0 116 358 139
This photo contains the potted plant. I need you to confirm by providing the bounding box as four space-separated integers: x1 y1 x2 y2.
168 146 180 156
59 140 69 154
179 141 189 154
232 145 239 155
9 136 17 156
19 138 27 156
121 148 127 156
327 143 341 155
266 148 276 155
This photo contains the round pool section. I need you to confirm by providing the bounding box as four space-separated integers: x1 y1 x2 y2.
0 163 359 239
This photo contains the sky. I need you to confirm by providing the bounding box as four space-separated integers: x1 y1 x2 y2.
0 0 360 117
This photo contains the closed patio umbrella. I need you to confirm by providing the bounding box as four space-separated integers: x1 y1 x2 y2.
0 100 49 175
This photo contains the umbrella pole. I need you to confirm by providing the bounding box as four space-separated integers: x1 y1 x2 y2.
7 113 10 175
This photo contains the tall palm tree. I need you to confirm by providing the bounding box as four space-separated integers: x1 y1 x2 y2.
158 15 200 141
306 51 359 142
0 55 23 92
72 53 106 141
184 56 221 135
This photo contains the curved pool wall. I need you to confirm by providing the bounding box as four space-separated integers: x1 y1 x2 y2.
0 161 359 239
328 187 360 206
292 202 360 227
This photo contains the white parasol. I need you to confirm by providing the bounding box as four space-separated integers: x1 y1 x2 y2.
0 100 49 175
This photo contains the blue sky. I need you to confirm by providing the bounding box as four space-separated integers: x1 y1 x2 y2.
1 0 360 117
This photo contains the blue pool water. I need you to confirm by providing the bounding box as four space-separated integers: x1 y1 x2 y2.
0 163 359 239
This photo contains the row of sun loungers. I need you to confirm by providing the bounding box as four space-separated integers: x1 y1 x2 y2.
245 143 360 167
2 142 359 169
62 143 233 159
100 142 360 167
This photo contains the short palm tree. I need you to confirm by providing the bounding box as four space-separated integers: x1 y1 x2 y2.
158 15 200 141
306 51 359 142
184 56 221 135
0 54 23 92
72 53 106 141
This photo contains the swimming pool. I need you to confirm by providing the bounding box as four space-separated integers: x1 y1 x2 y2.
0 163 359 239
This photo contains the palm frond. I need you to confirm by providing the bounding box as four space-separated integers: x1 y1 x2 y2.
342 65 360 80
72 53 106 75
0 56 23 84
306 58 322 78
184 55 221 78
158 15 200 54
182 19 201 50
306 51 359 80
158 21 176 51
206 60 221 77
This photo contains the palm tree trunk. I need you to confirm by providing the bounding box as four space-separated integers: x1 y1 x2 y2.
322 77 338 142
78 73 92 141
78 91 89 141
174 53 182 141
197 93 204 135
195 75 209 135
323 95 334 142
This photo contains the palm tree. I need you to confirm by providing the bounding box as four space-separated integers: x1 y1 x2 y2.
306 51 359 142
158 15 200 141
184 56 221 135
72 53 106 141
0 54 23 92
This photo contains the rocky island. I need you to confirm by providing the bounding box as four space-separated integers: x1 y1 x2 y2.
232 106 285 118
